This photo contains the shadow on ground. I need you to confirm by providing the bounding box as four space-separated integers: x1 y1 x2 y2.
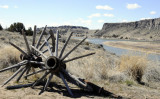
6 82 125 99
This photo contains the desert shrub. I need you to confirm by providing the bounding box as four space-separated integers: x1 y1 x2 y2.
125 80 134 86
0 45 21 71
118 54 148 83
8 22 25 34
112 34 118 38
26 27 33 36
0 24 3 30
85 42 89 46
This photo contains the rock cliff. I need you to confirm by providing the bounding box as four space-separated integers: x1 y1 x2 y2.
96 18 160 41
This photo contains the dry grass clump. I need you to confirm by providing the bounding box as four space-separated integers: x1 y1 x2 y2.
0 45 21 70
118 54 148 83
66 49 117 82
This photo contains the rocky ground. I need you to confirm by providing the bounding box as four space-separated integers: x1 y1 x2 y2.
0 30 160 99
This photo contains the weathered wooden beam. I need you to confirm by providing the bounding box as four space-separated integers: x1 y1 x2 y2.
30 45 47 59
59 72 73 96
32 25 37 46
25 66 31 79
32 71 50 88
0 60 27 73
9 42 28 57
32 25 37 52
49 30 55 52
61 69 87 88
6 83 34 89
16 67 27 82
24 69 47 78
64 52 95 63
36 25 47 48
28 61 45 65
41 46 53 54
55 30 59 57
44 37 53 56
2 66 25 87
22 29 31 54
38 35 51 51
61 37 87 61
59 32 73 58
43 73 54 91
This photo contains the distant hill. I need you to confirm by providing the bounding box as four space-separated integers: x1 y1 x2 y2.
95 18 160 41
37 25 89 37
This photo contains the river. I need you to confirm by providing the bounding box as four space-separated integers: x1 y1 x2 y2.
75 37 160 61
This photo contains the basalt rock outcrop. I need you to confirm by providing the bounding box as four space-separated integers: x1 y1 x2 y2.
95 18 160 41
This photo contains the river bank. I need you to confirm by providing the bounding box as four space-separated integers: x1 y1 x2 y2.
103 41 160 54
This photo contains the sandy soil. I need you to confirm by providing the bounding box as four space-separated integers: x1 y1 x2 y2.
103 41 160 54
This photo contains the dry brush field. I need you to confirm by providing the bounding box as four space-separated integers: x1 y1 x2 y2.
0 30 160 99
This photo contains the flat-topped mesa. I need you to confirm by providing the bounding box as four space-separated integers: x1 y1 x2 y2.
36 25 89 37
96 17 160 40
102 18 160 30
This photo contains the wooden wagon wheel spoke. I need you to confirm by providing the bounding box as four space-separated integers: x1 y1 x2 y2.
35 25 47 49
49 30 55 52
61 37 87 61
55 30 59 57
32 25 37 53
43 73 54 91
38 34 51 51
16 67 28 82
59 72 73 96
9 42 29 57
32 71 50 88
0 60 28 73
22 29 31 54
64 52 95 63
24 69 47 78
30 45 47 59
2 66 25 87
44 37 53 56
41 46 53 54
59 32 73 58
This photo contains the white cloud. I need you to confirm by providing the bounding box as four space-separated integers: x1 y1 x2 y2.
0 5 9 9
140 17 151 20
14 5 18 8
49 22 74 27
150 11 156 15
121 19 128 22
126 3 141 9
97 20 105 23
76 18 92 25
88 13 101 18
96 5 113 10
104 14 114 17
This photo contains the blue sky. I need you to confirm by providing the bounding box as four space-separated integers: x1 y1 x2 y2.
0 0 159 29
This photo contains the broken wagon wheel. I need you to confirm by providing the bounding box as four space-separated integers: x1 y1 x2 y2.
0 25 52 85
0 25 95 96
27 30 95 96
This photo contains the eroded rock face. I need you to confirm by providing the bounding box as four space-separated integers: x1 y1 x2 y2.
96 18 160 41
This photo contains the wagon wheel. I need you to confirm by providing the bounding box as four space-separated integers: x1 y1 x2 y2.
26 30 95 96
0 25 95 96
0 25 52 86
